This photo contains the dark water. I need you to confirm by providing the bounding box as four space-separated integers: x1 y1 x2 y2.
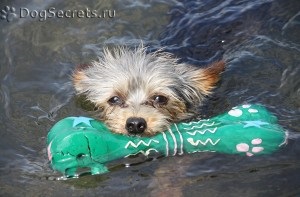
0 0 300 196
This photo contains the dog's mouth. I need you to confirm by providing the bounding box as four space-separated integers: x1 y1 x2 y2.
107 124 166 137
126 124 171 137
103 115 172 137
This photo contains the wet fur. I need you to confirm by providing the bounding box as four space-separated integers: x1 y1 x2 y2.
73 46 224 136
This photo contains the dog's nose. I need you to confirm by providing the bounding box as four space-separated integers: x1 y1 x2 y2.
126 117 147 134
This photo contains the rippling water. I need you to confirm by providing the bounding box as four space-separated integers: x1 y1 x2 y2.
0 0 299 196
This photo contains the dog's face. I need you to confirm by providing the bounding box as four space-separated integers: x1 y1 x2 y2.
73 46 224 136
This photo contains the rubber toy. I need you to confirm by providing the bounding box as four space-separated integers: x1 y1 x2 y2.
47 104 287 177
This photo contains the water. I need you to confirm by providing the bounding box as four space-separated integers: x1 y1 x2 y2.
0 0 299 196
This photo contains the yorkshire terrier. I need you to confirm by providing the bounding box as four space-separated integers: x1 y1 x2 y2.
72 45 225 136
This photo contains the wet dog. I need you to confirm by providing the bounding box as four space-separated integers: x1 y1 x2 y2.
72 45 224 136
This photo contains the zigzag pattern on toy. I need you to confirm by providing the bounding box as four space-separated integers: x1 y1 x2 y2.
186 128 218 135
47 104 287 178
125 139 160 148
187 138 221 146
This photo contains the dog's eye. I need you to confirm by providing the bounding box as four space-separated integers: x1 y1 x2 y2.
108 96 123 106
152 95 168 105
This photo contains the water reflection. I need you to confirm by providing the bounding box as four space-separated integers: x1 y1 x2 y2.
0 0 299 196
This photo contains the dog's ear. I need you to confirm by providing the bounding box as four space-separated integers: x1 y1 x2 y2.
72 64 91 94
182 60 225 96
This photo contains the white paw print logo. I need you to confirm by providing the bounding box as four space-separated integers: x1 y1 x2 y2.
0 6 17 22
236 138 264 156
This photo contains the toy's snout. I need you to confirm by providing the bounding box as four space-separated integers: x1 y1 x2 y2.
47 124 109 177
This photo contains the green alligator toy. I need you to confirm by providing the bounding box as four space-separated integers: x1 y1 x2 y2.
47 104 287 177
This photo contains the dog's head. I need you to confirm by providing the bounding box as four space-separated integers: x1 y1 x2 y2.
73 46 224 136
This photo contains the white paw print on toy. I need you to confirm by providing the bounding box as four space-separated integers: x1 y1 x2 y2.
242 104 259 113
236 138 264 156
228 108 243 117
228 104 259 117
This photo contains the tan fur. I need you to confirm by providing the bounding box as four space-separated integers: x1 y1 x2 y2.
72 45 224 136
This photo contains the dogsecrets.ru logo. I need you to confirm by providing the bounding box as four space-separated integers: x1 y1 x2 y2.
0 5 116 22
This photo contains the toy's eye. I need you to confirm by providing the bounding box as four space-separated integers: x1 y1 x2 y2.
108 96 124 106
152 95 168 105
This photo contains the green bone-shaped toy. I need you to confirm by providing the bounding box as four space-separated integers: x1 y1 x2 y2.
47 104 287 177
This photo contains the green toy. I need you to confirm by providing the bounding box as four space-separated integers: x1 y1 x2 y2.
47 104 287 177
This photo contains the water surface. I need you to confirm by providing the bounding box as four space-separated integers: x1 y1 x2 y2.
0 0 299 196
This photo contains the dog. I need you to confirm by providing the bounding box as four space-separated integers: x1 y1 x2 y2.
72 45 225 136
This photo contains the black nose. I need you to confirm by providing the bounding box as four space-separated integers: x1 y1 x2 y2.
126 117 147 134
